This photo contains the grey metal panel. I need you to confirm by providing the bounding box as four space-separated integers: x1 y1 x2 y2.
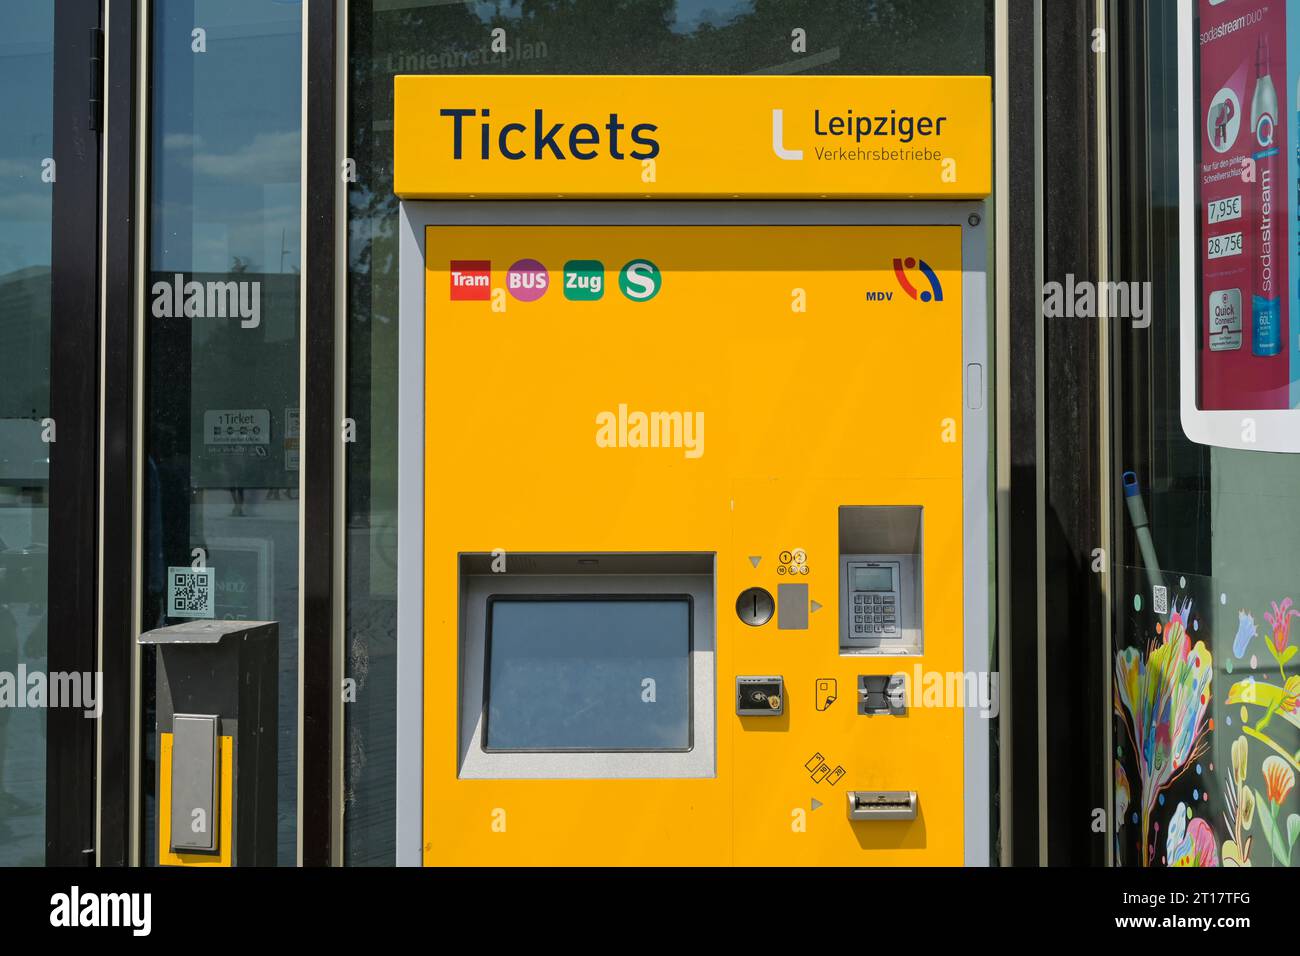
961 208 992 867
139 620 277 645
170 714 218 852
396 201 425 866
777 583 808 630
396 200 992 866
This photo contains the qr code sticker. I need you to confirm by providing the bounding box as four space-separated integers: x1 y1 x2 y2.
1152 584 1168 616
169 566 215 619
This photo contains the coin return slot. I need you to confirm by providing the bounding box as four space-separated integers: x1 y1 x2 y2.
847 790 918 821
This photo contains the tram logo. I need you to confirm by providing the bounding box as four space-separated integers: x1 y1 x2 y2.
450 260 491 300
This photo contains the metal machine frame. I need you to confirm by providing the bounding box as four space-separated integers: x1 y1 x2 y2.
396 200 991 865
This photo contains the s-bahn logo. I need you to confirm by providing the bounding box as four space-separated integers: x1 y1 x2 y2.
892 256 944 303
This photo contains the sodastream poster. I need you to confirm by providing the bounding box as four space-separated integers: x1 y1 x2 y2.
1197 0 1300 410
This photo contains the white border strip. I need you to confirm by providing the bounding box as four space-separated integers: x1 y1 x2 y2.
129 0 150 868
295 0 309 868
1177 0 1300 453
331 0 350 866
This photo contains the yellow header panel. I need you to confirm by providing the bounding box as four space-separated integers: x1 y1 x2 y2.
394 74 991 199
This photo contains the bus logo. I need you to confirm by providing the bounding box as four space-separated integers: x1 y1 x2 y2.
507 259 550 301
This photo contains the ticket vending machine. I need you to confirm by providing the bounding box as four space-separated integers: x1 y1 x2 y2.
394 76 993 865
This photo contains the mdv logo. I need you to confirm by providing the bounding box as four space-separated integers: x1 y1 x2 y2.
771 109 802 161
892 256 944 303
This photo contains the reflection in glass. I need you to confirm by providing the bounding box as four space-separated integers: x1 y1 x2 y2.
0 0 53 866
1111 0 1300 867
144 0 301 865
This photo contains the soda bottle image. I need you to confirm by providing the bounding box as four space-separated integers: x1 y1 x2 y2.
1251 35 1283 356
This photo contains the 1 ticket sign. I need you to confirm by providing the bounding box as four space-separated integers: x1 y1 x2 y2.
393 75 992 199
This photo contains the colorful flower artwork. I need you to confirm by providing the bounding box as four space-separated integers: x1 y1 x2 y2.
1117 583 1300 867
1115 596 1213 865
1167 802 1218 867
1233 611 1257 660
1221 736 1254 866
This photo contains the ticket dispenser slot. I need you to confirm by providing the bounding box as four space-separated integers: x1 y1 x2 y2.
839 506 923 656
847 791 919 821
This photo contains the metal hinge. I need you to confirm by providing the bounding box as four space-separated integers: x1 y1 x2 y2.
89 27 104 131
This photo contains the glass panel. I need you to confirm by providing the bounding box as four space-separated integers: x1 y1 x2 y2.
1113 567 1300 868
0 0 53 866
484 598 692 752
346 0 993 866
1111 0 1300 866
144 0 302 865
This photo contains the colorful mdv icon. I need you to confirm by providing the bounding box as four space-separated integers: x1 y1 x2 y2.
892 256 944 303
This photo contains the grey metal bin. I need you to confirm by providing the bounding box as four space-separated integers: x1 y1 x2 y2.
139 619 277 866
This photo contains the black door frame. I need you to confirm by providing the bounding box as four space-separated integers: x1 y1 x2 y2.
46 0 105 866
97 0 140 868
88 0 341 866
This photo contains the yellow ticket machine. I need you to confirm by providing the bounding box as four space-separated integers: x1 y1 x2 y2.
394 76 993 866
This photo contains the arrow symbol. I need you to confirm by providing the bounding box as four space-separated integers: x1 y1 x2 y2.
810 600 822 613
811 798 823 812
749 556 762 568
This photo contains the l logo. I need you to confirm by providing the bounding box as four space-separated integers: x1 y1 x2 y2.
772 109 802 160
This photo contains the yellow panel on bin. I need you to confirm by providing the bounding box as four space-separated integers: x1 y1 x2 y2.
424 225 965 865
394 75 991 199
158 734 233 867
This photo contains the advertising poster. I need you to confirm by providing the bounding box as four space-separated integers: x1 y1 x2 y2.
1197 0 1298 410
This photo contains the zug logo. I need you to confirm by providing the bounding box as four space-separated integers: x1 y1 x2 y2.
439 108 660 161
892 256 944 303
